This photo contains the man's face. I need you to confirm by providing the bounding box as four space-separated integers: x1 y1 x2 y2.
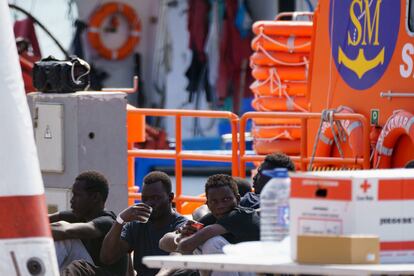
252 162 272 194
141 181 172 220
70 180 94 219
206 186 239 219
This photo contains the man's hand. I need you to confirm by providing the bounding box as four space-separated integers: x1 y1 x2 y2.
50 220 71 228
50 221 72 240
177 220 200 237
118 203 152 223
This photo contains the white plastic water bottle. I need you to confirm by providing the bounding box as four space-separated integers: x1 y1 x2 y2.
260 168 291 241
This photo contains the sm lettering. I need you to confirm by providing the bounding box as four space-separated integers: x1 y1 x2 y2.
400 43 414 78
348 0 381 46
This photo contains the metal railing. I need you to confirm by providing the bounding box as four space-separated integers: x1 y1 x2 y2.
126 109 371 212
126 108 239 213
238 111 371 177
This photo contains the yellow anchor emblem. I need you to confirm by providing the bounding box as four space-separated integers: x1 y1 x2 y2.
338 47 384 79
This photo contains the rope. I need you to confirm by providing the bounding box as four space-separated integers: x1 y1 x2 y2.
328 110 345 158
253 68 309 112
308 110 330 170
269 68 309 112
254 130 292 141
308 109 345 170
257 45 309 66
254 27 311 52
326 0 335 108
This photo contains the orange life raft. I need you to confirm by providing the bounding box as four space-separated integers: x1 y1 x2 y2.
254 138 300 155
251 35 312 53
252 21 313 36
250 80 307 97
252 66 307 81
251 95 309 112
250 51 309 66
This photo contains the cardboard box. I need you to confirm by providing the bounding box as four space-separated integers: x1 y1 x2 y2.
297 235 379 264
290 169 414 263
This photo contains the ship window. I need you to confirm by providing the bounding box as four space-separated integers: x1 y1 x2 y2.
409 0 414 32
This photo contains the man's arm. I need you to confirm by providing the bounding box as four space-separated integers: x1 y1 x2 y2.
100 222 131 265
50 221 103 240
177 224 227 254
101 203 151 265
159 220 199 253
48 211 79 223
159 231 180 252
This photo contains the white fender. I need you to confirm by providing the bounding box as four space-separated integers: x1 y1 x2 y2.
0 2 59 275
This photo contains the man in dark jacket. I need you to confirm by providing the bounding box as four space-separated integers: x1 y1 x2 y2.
160 174 259 276
100 171 187 276
240 153 295 209
50 170 127 275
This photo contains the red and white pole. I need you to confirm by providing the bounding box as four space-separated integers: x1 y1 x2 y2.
0 2 59 275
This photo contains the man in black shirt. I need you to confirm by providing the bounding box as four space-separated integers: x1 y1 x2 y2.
101 171 187 276
240 153 295 209
160 174 259 257
49 171 127 275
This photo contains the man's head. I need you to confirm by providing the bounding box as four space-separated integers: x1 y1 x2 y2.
205 174 240 219
71 171 109 219
405 160 414 168
253 153 295 194
141 171 174 219
233 177 252 197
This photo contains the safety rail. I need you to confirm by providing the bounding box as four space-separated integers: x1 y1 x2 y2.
238 111 370 177
127 108 239 213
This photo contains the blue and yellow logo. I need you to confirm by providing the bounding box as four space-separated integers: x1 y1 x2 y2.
330 0 400 90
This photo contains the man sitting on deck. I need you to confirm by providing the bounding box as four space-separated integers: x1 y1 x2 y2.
49 170 127 275
160 174 260 276
100 171 188 276
240 152 295 209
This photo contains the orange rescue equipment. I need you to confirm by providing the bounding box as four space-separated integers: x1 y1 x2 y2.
252 124 301 140
250 80 307 97
315 106 364 159
254 139 300 155
252 95 308 112
252 21 313 36
251 35 312 53
374 110 414 168
250 51 309 66
88 2 141 60
252 66 307 81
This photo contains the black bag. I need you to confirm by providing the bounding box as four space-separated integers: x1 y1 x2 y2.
33 55 90 93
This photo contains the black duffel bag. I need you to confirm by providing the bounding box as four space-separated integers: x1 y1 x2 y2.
33 55 90 93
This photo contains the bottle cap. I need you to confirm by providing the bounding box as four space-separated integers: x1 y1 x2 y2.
262 168 288 178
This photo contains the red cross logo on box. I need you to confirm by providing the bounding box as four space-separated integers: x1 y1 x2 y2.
360 180 371 193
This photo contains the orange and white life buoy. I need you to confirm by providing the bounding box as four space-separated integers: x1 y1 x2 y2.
374 110 414 168
315 106 363 159
251 95 308 112
252 21 313 36
250 80 307 97
88 2 141 60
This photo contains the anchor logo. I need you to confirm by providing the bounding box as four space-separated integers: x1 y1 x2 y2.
330 0 399 90
338 47 384 79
